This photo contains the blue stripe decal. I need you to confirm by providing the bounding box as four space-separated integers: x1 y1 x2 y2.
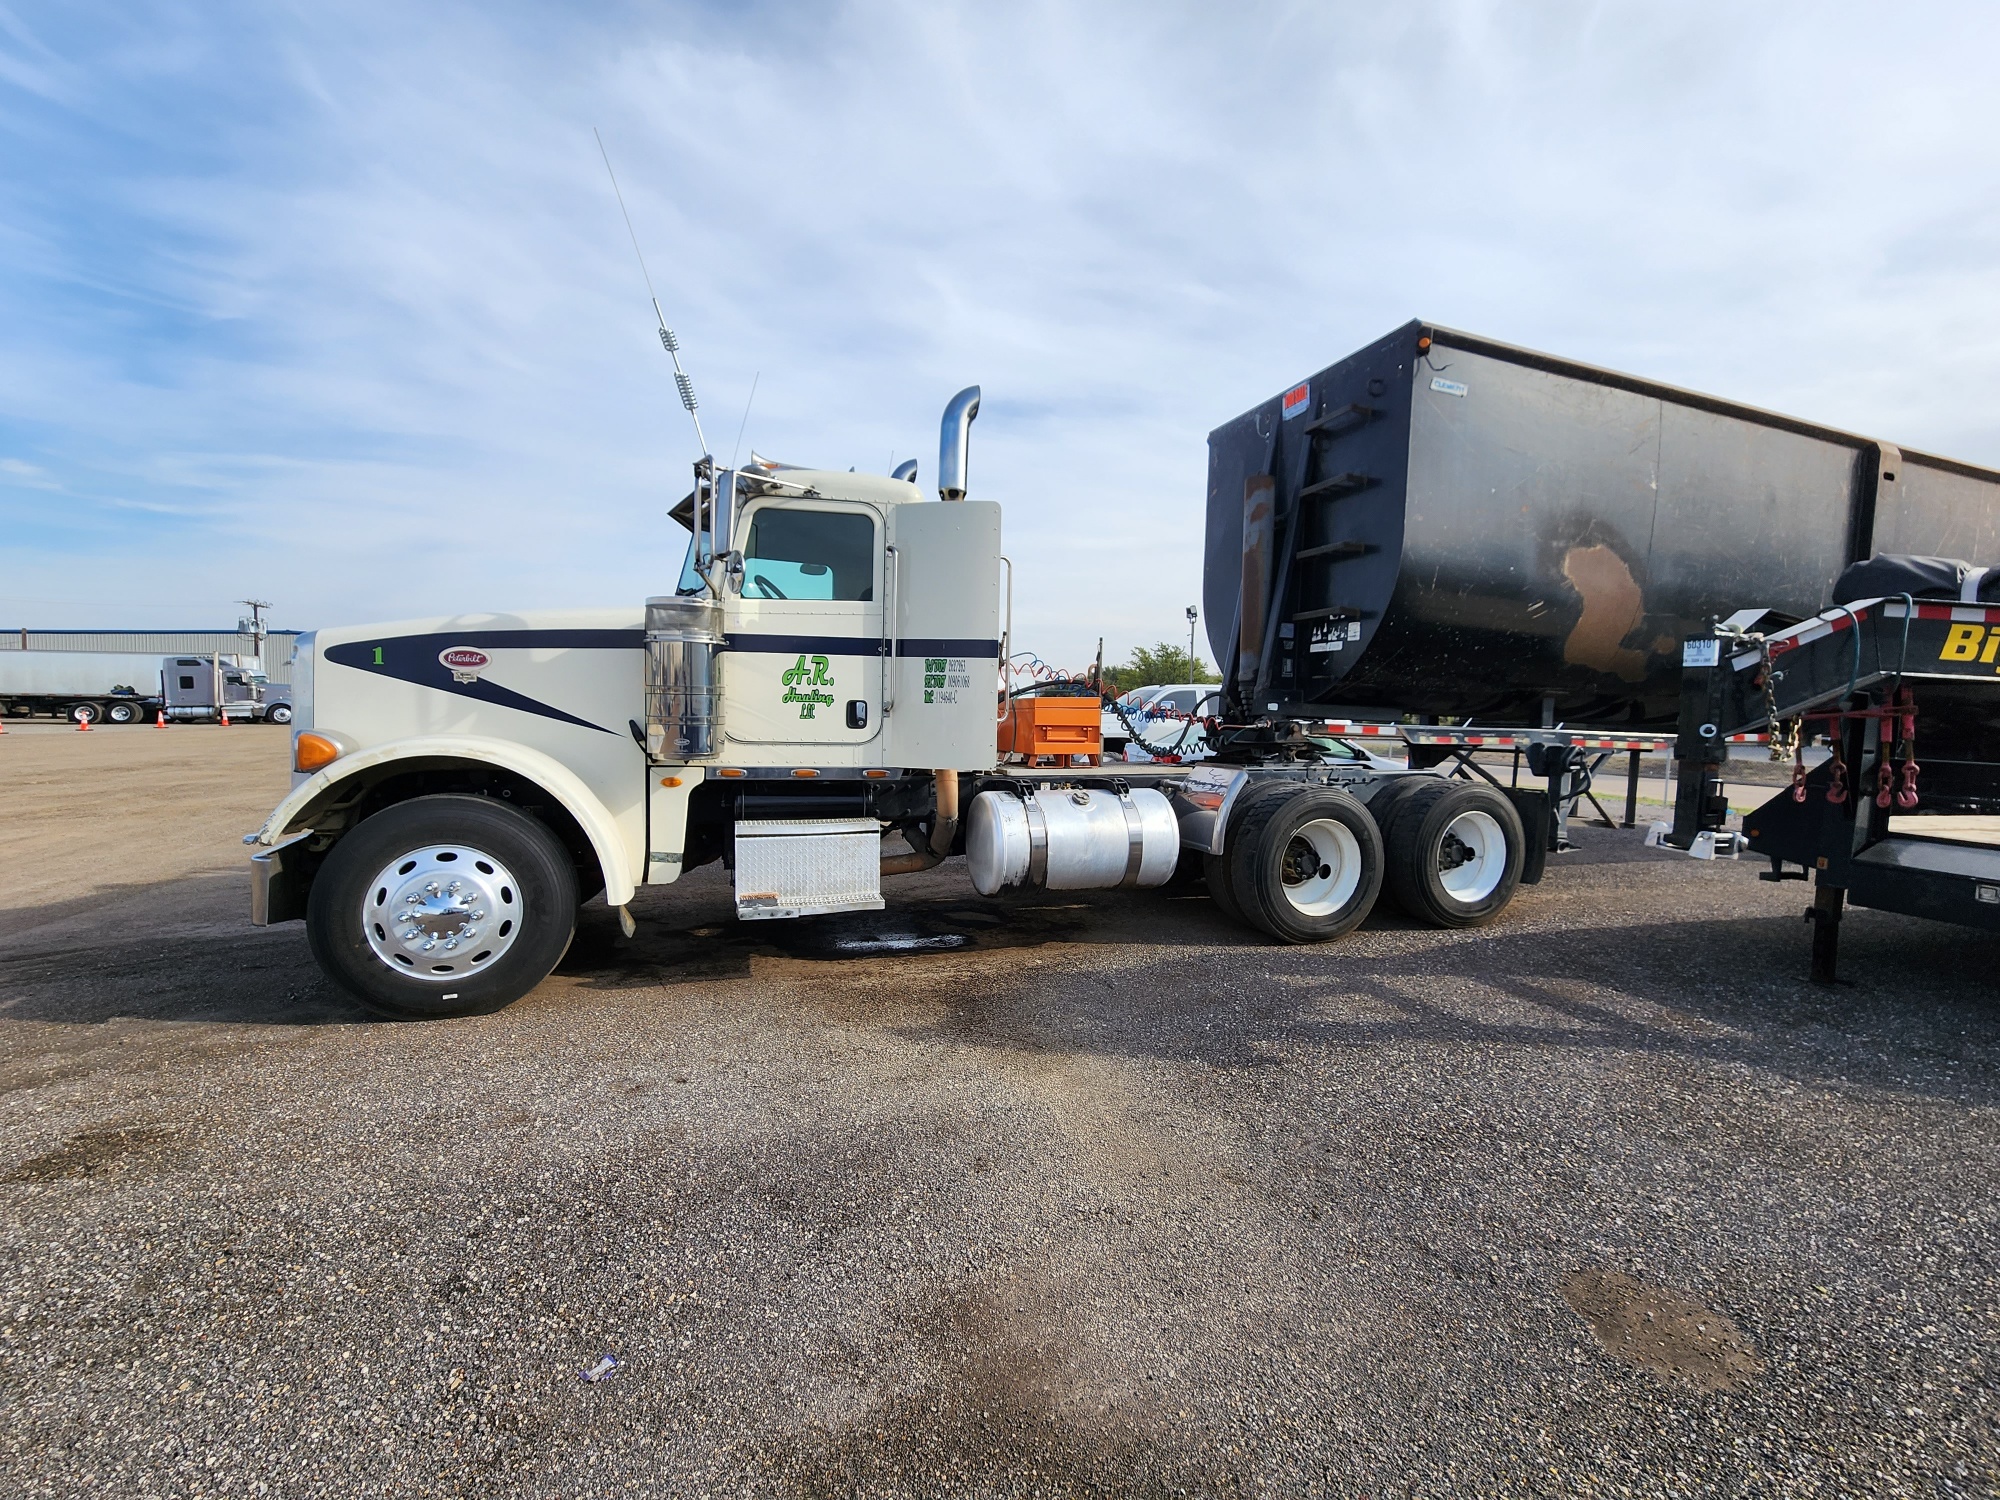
728 634 999 658
323 631 642 734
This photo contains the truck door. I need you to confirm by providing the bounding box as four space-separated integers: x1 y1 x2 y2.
722 498 885 754
884 500 1003 770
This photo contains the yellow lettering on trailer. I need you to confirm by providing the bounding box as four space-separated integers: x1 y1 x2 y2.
1941 623 1985 661
1982 630 2000 665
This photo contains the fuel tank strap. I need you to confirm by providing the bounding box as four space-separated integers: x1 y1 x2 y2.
1118 792 1147 889
1025 796 1049 888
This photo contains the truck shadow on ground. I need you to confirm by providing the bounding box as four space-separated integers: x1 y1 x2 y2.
0 869 372 1027
882 903 2000 1109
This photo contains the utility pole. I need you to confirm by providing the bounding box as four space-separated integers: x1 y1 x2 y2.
1186 605 1199 679
238 599 272 668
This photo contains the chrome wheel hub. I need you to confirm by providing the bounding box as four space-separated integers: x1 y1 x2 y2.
362 844 521 982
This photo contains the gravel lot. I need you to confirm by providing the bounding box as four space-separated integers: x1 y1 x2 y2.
2 723 1995 1497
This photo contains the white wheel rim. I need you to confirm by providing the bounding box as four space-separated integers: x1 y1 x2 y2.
1279 818 1363 916
362 844 522 982
1437 810 1506 903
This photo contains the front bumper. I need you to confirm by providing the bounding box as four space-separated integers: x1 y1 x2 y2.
249 832 314 926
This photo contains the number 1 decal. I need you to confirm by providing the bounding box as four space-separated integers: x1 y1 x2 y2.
372 646 384 665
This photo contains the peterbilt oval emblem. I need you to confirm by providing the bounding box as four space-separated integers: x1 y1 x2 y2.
439 646 490 683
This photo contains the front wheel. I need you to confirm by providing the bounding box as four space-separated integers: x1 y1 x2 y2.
306 795 579 1018
266 704 294 724
1380 781 1524 928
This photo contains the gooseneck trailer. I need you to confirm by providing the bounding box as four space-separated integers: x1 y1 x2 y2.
1667 562 2000 981
246 322 2000 1017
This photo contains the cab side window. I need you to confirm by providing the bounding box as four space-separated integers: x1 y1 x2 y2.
741 508 875 602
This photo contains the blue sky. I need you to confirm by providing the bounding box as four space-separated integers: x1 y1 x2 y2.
3 2 1998 666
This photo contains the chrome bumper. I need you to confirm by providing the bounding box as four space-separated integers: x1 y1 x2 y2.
249 832 314 926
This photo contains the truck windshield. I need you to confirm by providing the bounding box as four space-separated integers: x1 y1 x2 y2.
674 532 705 595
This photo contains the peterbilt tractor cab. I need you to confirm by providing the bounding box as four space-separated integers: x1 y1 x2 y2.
246 389 1007 1018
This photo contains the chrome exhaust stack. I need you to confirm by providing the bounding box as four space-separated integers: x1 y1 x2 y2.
937 386 981 501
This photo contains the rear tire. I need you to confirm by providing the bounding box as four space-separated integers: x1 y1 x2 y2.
306 795 579 1019
68 702 100 724
1203 852 1244 925
1360 773 1432 836
1380 780 1523 928
1228 787 1383 944
1203 781 1299 930
106 701 138 724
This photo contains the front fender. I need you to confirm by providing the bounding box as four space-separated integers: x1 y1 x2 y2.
247 735 637 907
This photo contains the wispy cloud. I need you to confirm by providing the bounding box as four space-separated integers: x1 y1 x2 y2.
0 457 60 489
1 1 1997 654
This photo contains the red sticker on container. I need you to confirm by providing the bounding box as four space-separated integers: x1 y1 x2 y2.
1281 382 1310 420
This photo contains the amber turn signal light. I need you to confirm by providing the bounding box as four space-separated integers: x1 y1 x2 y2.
293 731 344 773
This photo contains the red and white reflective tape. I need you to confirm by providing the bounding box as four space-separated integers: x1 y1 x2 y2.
1390 728 1676 752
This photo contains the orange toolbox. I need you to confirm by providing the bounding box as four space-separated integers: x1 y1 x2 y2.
999 693 1103 766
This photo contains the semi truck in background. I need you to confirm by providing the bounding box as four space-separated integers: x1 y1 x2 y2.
243 322 2000 1018
0 652 293 724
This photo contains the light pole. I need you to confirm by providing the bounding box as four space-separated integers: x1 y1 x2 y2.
1186 605 1198 679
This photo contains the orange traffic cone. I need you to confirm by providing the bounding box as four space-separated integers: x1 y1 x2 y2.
218 708 230 727
0 715 8 734
76 715 93 732
155 707 168 728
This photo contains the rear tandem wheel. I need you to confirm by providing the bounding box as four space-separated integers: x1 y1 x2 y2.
1378 780 1524 928
1226 787 1385 944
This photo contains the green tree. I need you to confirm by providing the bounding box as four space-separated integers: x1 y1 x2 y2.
1100 642 1218 693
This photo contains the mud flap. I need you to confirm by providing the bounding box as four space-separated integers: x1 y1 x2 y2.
1502 788 1550 885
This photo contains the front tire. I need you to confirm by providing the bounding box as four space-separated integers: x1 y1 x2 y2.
1379 781 1523 928
267 704 294 724
306 795 579 1018
1228 788 1383 944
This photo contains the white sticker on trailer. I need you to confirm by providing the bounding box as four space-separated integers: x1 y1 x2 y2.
1681 639 1720 667
1429 377 1468 397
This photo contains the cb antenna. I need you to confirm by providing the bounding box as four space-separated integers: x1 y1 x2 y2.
594 128 709 456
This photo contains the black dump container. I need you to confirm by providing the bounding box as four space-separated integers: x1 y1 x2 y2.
1205 321 2000 726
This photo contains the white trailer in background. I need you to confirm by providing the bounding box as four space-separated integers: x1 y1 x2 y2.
0 651 165 723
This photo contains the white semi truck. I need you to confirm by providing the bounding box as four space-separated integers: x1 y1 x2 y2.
247 386 1537 1018
1 651 293 724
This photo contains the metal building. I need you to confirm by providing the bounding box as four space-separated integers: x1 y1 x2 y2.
0 628 305 685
